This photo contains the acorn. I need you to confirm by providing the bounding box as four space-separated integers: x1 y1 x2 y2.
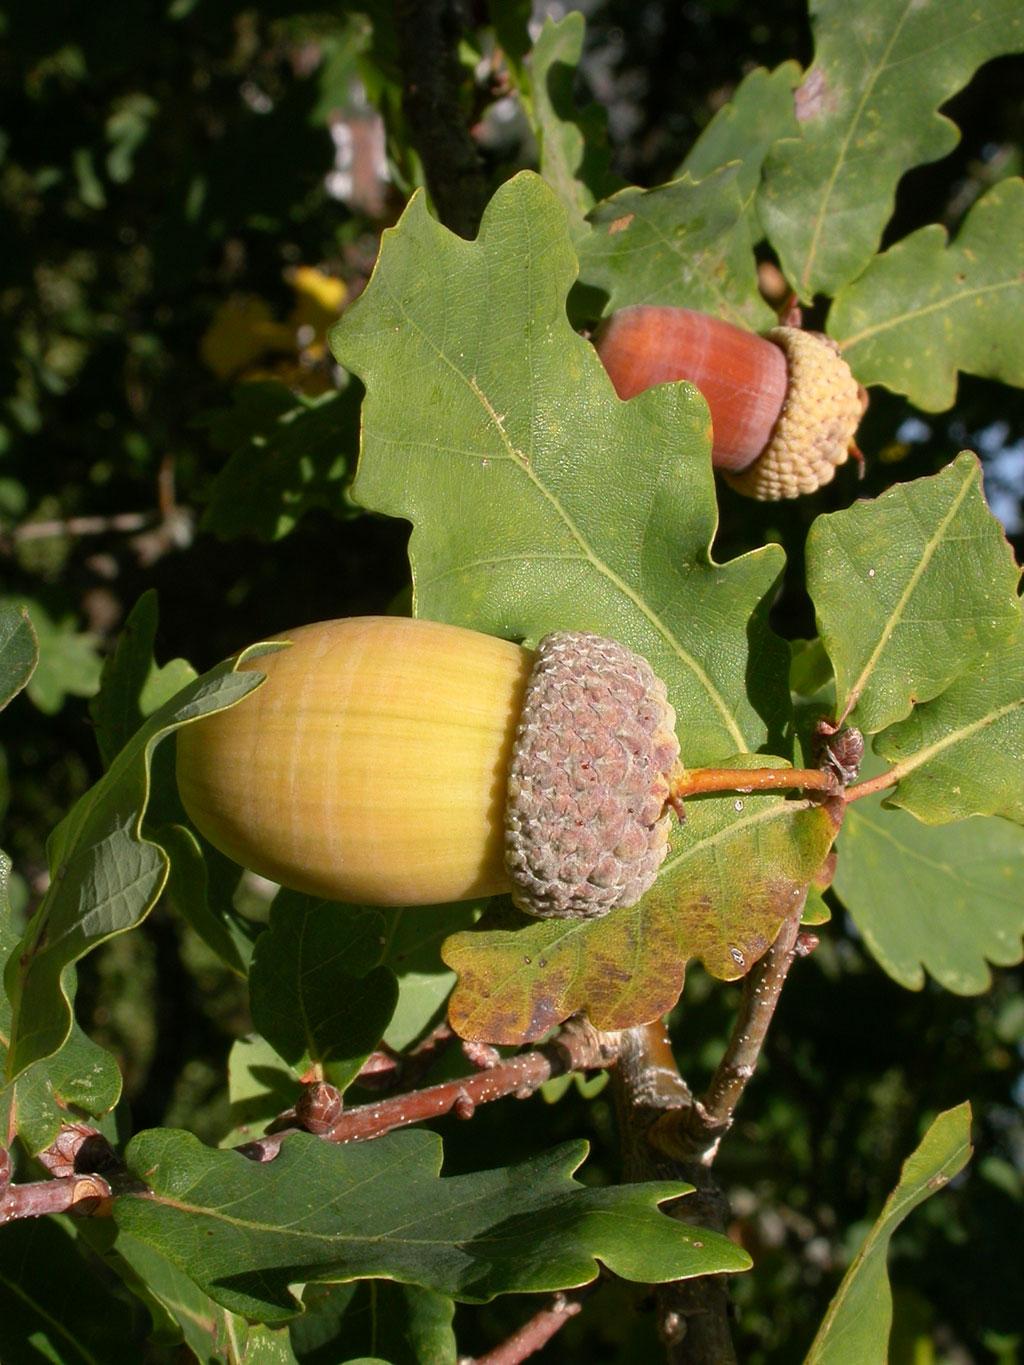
176 617 681 920
594 306 864 500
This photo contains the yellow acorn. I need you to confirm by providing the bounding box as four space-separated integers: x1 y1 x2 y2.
594 307 865 500
176 617 681 919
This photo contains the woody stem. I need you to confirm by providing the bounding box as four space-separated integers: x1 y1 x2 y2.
670 766 840 802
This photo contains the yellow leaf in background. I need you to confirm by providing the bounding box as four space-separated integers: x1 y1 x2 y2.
200 296 294 380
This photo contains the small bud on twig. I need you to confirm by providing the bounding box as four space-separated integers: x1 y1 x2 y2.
296 1082 344 1135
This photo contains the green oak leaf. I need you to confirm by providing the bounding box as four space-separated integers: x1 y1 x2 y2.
291 1281 456 1365
834 766 1024 993
0 602 38 710
806 1104 973 1363
444 783 835 1044
576 166 774 327
331 171 789 765
106 1229 304 1364
378 902 479 1051
873 622 1024 826
2 643 282 1081
677 61 801 216
225 1031 302 1146
116 1128 750 1322
0 852 122 1152
806 453 1021 735
758 0 1024 301
249 893 398 1092
90 589 197 769
0 596 102 716
524 13 619 236
829 178 1024 410
0 1217 148 1364
158 823 256 976
199 382 361 542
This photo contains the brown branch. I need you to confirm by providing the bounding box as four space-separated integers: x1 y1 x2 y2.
8 511 157 543
0 1174 112 1225
651 912 810 1167
393 0 488 238
671 767 839 802
611 1023 737 1365
471 1290 589 1365
238 1018 618 1162
843 768 899 804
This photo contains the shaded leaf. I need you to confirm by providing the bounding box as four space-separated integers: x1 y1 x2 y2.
291 1281 456 1365
117 1128 750 1322
834 765 1024 992
159 823 255 976
759 0 1024 300
805 1104 973 1363
576 166 774 327
199 382 360 542
677 62 801 212
0 1216 147 1364
0 603 38 711
225 1032 301 1147
378 902 479 1052
444 786 836 1044
0 596 102 716
806 453 1021 734
249 894 398 1091
113 1228 303 1364
90 589 196 769
874 623 1024 826
0 852 121 1153
829 178 1024 410
2 644 283 1080
525 13 619 235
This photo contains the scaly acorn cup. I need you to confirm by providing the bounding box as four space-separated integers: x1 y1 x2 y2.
594 306 864 501
176 617 681 919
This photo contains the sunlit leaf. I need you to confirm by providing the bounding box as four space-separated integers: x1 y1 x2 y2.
830 179 1024 410
0 603 38 711
759 0 1024 300
806 453 1021 734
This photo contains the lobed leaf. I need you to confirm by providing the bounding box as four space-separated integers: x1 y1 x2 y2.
577 166 774 326
829 179 1024 411
834 772 1024 993
806 453 1021 734
805 1104 973 1363
2 644 282 1080
524 13 619 236
676 61 801 214
758 0 1024 300
116 1127 750 1322
444 786 835 1044
0 603 38 711
874 622 1024 826
248 893 398 1092
378 902 479 1052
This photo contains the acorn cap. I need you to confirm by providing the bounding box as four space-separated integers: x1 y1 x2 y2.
723 327 863 501
504 632 681 920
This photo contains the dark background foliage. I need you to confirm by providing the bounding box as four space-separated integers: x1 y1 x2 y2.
1 3 1022 1360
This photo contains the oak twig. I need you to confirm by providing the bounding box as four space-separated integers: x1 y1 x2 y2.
470 1290 589 1365
239 1018 618 1162
0 1174 112 1225
671 767 839 802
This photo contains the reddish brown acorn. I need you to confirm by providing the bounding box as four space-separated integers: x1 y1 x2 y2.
594 306 864 500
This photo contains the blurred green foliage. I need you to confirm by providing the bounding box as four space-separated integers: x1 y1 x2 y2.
0 2 1022 1361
